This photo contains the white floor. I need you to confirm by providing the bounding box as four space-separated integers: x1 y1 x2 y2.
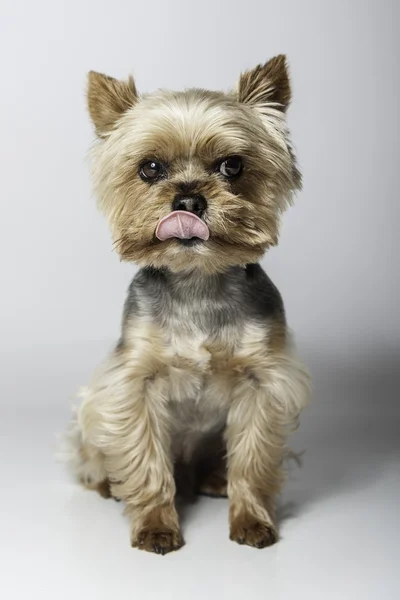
1 344 399 600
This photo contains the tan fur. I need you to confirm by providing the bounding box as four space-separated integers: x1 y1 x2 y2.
229 509 278 548
134 506 184 554
92 479 112 499
238 55 292 111
198 471 228 498
88 63 300 275
60 57 311 553
87 71 137 137
68 316 310 552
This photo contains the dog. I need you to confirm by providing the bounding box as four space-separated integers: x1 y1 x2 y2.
61 55 311 555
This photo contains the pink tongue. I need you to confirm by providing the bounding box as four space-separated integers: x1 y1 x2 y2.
155 211 210 241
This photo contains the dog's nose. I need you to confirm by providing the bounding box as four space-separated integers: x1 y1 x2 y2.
172 195 207 218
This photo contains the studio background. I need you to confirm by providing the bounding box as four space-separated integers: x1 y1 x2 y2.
1 1 399 599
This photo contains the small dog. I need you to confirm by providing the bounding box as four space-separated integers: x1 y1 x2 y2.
62 55 311 554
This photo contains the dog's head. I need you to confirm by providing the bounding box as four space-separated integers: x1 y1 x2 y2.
88 55 301 274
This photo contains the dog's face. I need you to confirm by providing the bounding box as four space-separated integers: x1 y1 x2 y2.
88 56 301 274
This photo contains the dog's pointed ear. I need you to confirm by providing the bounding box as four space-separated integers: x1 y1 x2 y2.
87 71 138 136
237 55 291 112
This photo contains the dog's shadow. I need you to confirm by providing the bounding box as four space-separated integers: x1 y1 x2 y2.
277 347 400 525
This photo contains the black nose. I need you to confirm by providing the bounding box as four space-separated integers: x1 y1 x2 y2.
172 194 207 218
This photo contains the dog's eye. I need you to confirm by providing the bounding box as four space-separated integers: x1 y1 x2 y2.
139 160 166 182
218 156 242 179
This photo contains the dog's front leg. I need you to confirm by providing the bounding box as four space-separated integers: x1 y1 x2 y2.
119 375 182 555
81 349 182 555
225 353 310 548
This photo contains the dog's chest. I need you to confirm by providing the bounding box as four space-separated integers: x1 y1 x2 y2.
165 322 237 399
162 321 239 446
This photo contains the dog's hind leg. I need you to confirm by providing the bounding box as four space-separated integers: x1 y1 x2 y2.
58 406 111 498
195 432 228 498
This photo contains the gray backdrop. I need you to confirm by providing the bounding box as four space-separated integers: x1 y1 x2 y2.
1 1 399 599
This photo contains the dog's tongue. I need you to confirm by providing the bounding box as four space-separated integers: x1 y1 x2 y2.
155 211 210 241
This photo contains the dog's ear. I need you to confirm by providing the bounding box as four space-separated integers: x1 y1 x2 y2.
237 55 291 112
87 71 138 136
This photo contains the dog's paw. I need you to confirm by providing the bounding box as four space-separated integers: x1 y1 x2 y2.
198 472 228 498
133 527 184 555
95 479 112 499
230 517 278 548
82 478 121 502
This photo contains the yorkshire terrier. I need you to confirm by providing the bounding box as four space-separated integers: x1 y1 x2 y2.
62 55 311 555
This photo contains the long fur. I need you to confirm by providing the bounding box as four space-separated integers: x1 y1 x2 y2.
60 55 311 554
